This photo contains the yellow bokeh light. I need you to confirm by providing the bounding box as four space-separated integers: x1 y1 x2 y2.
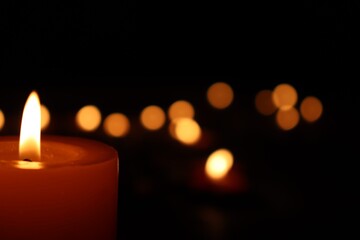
300 96 323 123
205 148 234 180
272 83 298 110
140 105 166 131
0 110 5 130
174 118 201 145
41 104 50 130
206 82 234 109
168 100 195 121
168 119 178 139
276 107 300 131
103 113 130 137
76 105 102 132
255 89 277 116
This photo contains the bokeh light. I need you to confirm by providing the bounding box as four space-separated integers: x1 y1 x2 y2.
168 100 195 121
103 113 130 137
174 118 201 145
76 105 102 132
0 110 5 130
205 148 234 180
276 107 300 131
206 82 234 109
168 118 179 139
300 96 323 123
40 104 50 130
140 105 166 131
255 89 277 116
272 83 298 110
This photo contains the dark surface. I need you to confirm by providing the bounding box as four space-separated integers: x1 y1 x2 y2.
1 1 358 239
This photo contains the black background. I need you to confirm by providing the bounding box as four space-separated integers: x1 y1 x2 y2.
0 1 358 239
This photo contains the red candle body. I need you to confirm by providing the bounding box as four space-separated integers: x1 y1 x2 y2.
0 136 119 240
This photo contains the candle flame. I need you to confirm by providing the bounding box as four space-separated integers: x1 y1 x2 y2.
19 91 41 161
205 149 234 180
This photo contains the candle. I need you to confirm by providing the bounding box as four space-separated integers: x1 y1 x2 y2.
190 149 248 194
0 91 119 240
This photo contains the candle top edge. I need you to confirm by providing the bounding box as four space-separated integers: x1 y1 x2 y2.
0 135 118 169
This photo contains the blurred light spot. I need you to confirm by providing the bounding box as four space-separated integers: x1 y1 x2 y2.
255 89 277 116
207 82 234 109
0 110 5 130
168 100 195 121
300 96 323 123
276 107 300 131
174 118 201 145
103 113 130 137
40 104 50 130
140 105 166 131
272 83 298 110
168 118 179 139
205 148 234 180
76 105 102 131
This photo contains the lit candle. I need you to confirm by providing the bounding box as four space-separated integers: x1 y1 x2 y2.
0 91 119 240
191 149 248 194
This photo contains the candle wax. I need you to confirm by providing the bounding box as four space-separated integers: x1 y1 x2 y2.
0 135 118 240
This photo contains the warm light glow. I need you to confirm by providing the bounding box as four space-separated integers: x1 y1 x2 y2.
19 91 41 162
168 100 195 121
103 113 130 137
276 107 300 131
174 118 201 145
272 83 298 110
140 105 166 130
15 160 44 169
207 82 234 109
41 104 51 130
255 89 277 116
76 105 102 131
168 119 178 139
300 96 323 123
205 148 234 180
0 110 5 130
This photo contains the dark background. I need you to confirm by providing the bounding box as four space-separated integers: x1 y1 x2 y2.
0 0 358 239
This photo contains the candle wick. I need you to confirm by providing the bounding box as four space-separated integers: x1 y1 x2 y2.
23 158 33 162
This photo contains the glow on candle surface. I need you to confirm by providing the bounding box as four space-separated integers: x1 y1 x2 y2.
0 91 119 240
